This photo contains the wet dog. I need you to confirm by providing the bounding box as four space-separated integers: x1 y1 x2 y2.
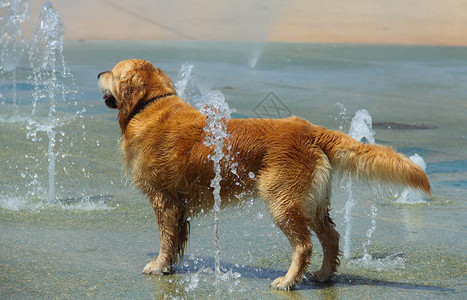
98 59 431 290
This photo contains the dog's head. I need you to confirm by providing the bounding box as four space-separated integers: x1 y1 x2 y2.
98 59 175 132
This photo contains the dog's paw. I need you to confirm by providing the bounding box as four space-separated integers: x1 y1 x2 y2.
309 270 333 283
143 261 173 275
269 276 297 290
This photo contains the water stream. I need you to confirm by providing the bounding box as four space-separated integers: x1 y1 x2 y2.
0 0 28 111
174 63 201 104
199 90 235 297
342 109 375 259
28 2 67 203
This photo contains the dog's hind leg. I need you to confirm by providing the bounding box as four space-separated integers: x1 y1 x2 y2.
310 209 340 282
261 145 335 289
268 197 313 290
259 153 319 289
143 192 187 275
175 194 190 262
304 151 339 282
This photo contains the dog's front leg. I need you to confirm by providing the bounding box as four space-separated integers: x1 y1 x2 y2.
143 192 184 275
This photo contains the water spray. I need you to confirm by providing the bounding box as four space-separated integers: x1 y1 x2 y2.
200 90 235 297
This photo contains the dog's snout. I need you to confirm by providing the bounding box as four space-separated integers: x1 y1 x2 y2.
97 71 108 79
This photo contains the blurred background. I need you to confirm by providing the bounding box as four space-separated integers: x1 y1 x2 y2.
24 0 467 45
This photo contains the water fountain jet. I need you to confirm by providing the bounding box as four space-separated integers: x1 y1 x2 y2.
27 2 67 204
0 0 29 112
342 109 375 259
199 90 235 298
340 108 408 270
396 154 428 204
175 63 201 104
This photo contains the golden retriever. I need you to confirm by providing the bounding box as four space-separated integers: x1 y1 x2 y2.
97 59 431 290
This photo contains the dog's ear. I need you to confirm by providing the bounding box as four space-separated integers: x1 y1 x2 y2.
152 68 176 95
116 63 176 134
118 67 174 106
117 70 151 133
118 71 149 110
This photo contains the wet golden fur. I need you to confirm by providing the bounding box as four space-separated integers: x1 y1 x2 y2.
98 59 431 290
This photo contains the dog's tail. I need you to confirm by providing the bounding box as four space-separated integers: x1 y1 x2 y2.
315 128 431 194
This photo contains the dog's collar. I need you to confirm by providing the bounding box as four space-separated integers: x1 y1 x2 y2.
130 92 176 120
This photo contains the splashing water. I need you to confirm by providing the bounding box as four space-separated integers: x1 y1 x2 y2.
340 108 406 270
342 181 355 259
334 102 350 131
0 194 111 212
343 109 375 259
0 0 28 71
199 90 235 298
27 2 65 204
362 204 377 258
29 2 65 117
175 63 201 105
0 2 96 210
26 2 73 204
348 109 375 144
350 205 405 271
396 154 427 204
0 0 29 109
349 251 406 271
